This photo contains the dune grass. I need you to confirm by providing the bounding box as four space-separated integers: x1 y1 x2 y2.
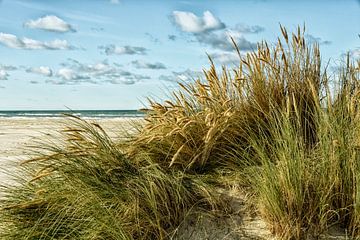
0 26 359 239
0 117 223 239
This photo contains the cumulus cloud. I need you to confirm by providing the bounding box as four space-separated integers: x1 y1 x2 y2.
0 32 74 50
26 66 53 77
196 31 257 51
306 34 332 45
0 64 17 71
48 59 151 85
57 68 89 81
99 44 148 55
131 60 166 69
63 59 114 75
62 59 130 77
172 10 225 33
83 62 114 75
159 69 202 82
210 52 240 64
171 11 261 53
0 69 9 80
105 73 150 85
24 15 75 32
232 24 265 34
193 22 263 51
0 64 17 80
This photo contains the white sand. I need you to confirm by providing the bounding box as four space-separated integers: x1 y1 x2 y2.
0 117 137 158
0 117 139 184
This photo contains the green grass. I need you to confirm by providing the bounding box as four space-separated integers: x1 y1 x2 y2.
0 25 359 239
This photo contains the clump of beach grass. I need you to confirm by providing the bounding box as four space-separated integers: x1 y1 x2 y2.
0 116 222 239
130 25 360 238
132 26 322 174
0 25 359 239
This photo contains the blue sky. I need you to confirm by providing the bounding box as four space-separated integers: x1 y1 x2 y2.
0 0 359 110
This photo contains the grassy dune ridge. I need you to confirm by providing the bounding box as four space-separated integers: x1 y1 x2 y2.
0 26 359 239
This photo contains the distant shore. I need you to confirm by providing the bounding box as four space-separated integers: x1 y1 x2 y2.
0 110 145 118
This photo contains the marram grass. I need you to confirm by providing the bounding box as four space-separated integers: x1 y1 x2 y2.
1 26 360 239
0 116 224 239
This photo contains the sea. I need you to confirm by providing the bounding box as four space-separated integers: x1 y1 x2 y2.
0 110 145 118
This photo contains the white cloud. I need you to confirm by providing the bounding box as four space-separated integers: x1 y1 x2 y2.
50 59 151 85
110 0 120 4
131 60 166 69
62 59 115 76
26 66 53 77
195 31 257 51
87 62 112 73
0 69 9 80
46 39 72 49
172 10 225 33
0 33 23 48
232 24 264 34
0 32 74 50
24 15 75 33
0 64 17 71
171 11 261 52
57 68 89 81
0 64 17 80
210 52 240 64
159 69 202 82
99 44 147 55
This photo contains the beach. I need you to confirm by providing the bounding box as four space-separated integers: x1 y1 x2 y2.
0 117 139 183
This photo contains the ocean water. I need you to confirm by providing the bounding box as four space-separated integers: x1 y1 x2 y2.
0 110 145 118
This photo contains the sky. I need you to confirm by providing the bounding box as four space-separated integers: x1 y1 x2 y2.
0 0 359 110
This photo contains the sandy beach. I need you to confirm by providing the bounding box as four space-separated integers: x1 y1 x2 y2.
0 117 138 183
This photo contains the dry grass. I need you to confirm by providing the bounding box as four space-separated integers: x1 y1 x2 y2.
0 25 359 239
